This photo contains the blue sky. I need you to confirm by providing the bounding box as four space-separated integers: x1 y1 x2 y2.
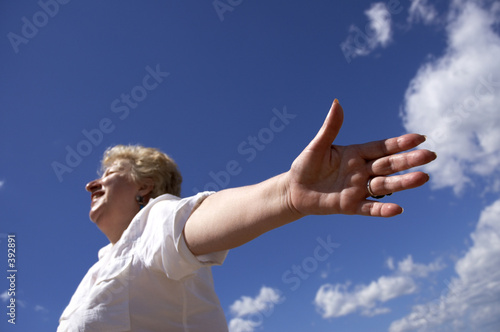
1 0 500 331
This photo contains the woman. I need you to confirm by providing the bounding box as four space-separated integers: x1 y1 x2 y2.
58 100 436 331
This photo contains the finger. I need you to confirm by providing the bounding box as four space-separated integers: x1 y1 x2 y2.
358 201 403 217
368 149 437 176
356 134 427 161
367 171 430 196
308 99 344 151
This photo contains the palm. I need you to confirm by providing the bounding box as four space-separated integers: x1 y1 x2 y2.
287 100 436 218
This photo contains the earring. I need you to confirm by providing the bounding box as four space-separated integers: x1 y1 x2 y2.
136 195 145 209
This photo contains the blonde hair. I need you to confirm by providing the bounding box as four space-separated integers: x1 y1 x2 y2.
101 145 182 197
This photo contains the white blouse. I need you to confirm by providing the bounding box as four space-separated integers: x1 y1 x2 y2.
58 192 229 332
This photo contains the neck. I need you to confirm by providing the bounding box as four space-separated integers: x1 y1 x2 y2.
99 212 139 244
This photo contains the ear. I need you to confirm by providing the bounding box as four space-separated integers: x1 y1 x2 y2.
138 178 154 197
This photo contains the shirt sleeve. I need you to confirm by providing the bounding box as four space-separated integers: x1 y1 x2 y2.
140 192 228 280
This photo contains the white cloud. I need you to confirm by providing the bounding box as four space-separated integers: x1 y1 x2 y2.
1 290 26 308
228 318 259 332
320 262 332 279
386 257 395 270
228 286 284 332
401 0 500 194
365 2 393 47
389 198 500 332
397 255 444 278
314 255 443 319
229 286 283 317
0 290 9 302
315 277 415 318
395 4 500 329
408 0 438 25
34 305 48 313
340 2 393 62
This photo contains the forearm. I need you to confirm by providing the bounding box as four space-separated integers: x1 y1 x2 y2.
184 172 301 256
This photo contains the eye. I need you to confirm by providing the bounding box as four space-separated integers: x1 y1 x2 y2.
102 170 116 178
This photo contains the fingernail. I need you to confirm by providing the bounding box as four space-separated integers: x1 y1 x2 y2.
399 208 404 215
333 98 340 104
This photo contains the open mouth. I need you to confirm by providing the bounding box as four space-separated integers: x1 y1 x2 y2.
91 190 105 201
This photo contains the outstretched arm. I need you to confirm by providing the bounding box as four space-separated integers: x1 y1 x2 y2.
184 99 437 255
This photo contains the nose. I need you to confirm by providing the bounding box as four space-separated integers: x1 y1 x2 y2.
86 178 102 193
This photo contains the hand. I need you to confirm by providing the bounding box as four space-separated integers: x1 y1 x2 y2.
285 99 437 218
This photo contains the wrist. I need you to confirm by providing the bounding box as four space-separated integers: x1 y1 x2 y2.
277 171 306 221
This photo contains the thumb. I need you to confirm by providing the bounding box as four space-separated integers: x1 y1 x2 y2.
309 99 344 151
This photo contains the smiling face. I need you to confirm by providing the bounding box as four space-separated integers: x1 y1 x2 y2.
86 159 143 243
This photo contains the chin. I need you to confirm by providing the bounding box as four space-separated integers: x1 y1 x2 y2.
89 209 102 224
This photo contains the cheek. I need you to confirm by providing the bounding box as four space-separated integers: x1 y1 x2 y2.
113 181 139 200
